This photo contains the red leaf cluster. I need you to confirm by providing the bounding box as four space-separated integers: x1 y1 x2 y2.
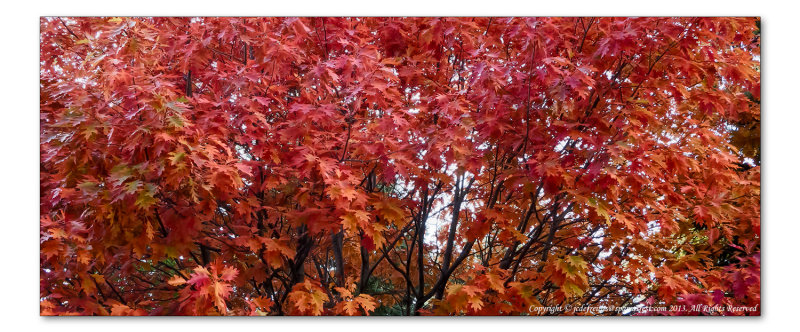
40 17 760 316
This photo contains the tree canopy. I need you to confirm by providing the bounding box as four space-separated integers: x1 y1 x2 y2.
40 17 760 316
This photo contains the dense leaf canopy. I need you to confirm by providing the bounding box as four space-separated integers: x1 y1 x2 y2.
40 17 760 316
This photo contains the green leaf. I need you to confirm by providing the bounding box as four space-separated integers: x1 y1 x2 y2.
135 183 157 209
77 181 101 196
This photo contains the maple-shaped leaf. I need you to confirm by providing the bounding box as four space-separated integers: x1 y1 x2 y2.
354 294 377 314
186 266 212 288
168 275 186 286
135 183 158 210
219 265 239 282
288 279 329 316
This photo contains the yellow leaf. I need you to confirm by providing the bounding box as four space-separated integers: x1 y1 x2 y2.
90 273 105 284
486 272 506 294
355 294 377 314
334 286 353 299
341 301 359 315
167 275 186 286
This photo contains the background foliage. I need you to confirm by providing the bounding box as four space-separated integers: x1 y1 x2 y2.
40 17 760 316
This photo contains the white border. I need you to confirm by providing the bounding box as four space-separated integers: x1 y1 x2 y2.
3 1 795 331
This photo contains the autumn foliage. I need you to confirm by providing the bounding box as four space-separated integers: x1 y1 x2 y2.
40 17 760 316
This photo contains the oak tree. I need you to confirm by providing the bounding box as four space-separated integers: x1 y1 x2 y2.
40 17 760 316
